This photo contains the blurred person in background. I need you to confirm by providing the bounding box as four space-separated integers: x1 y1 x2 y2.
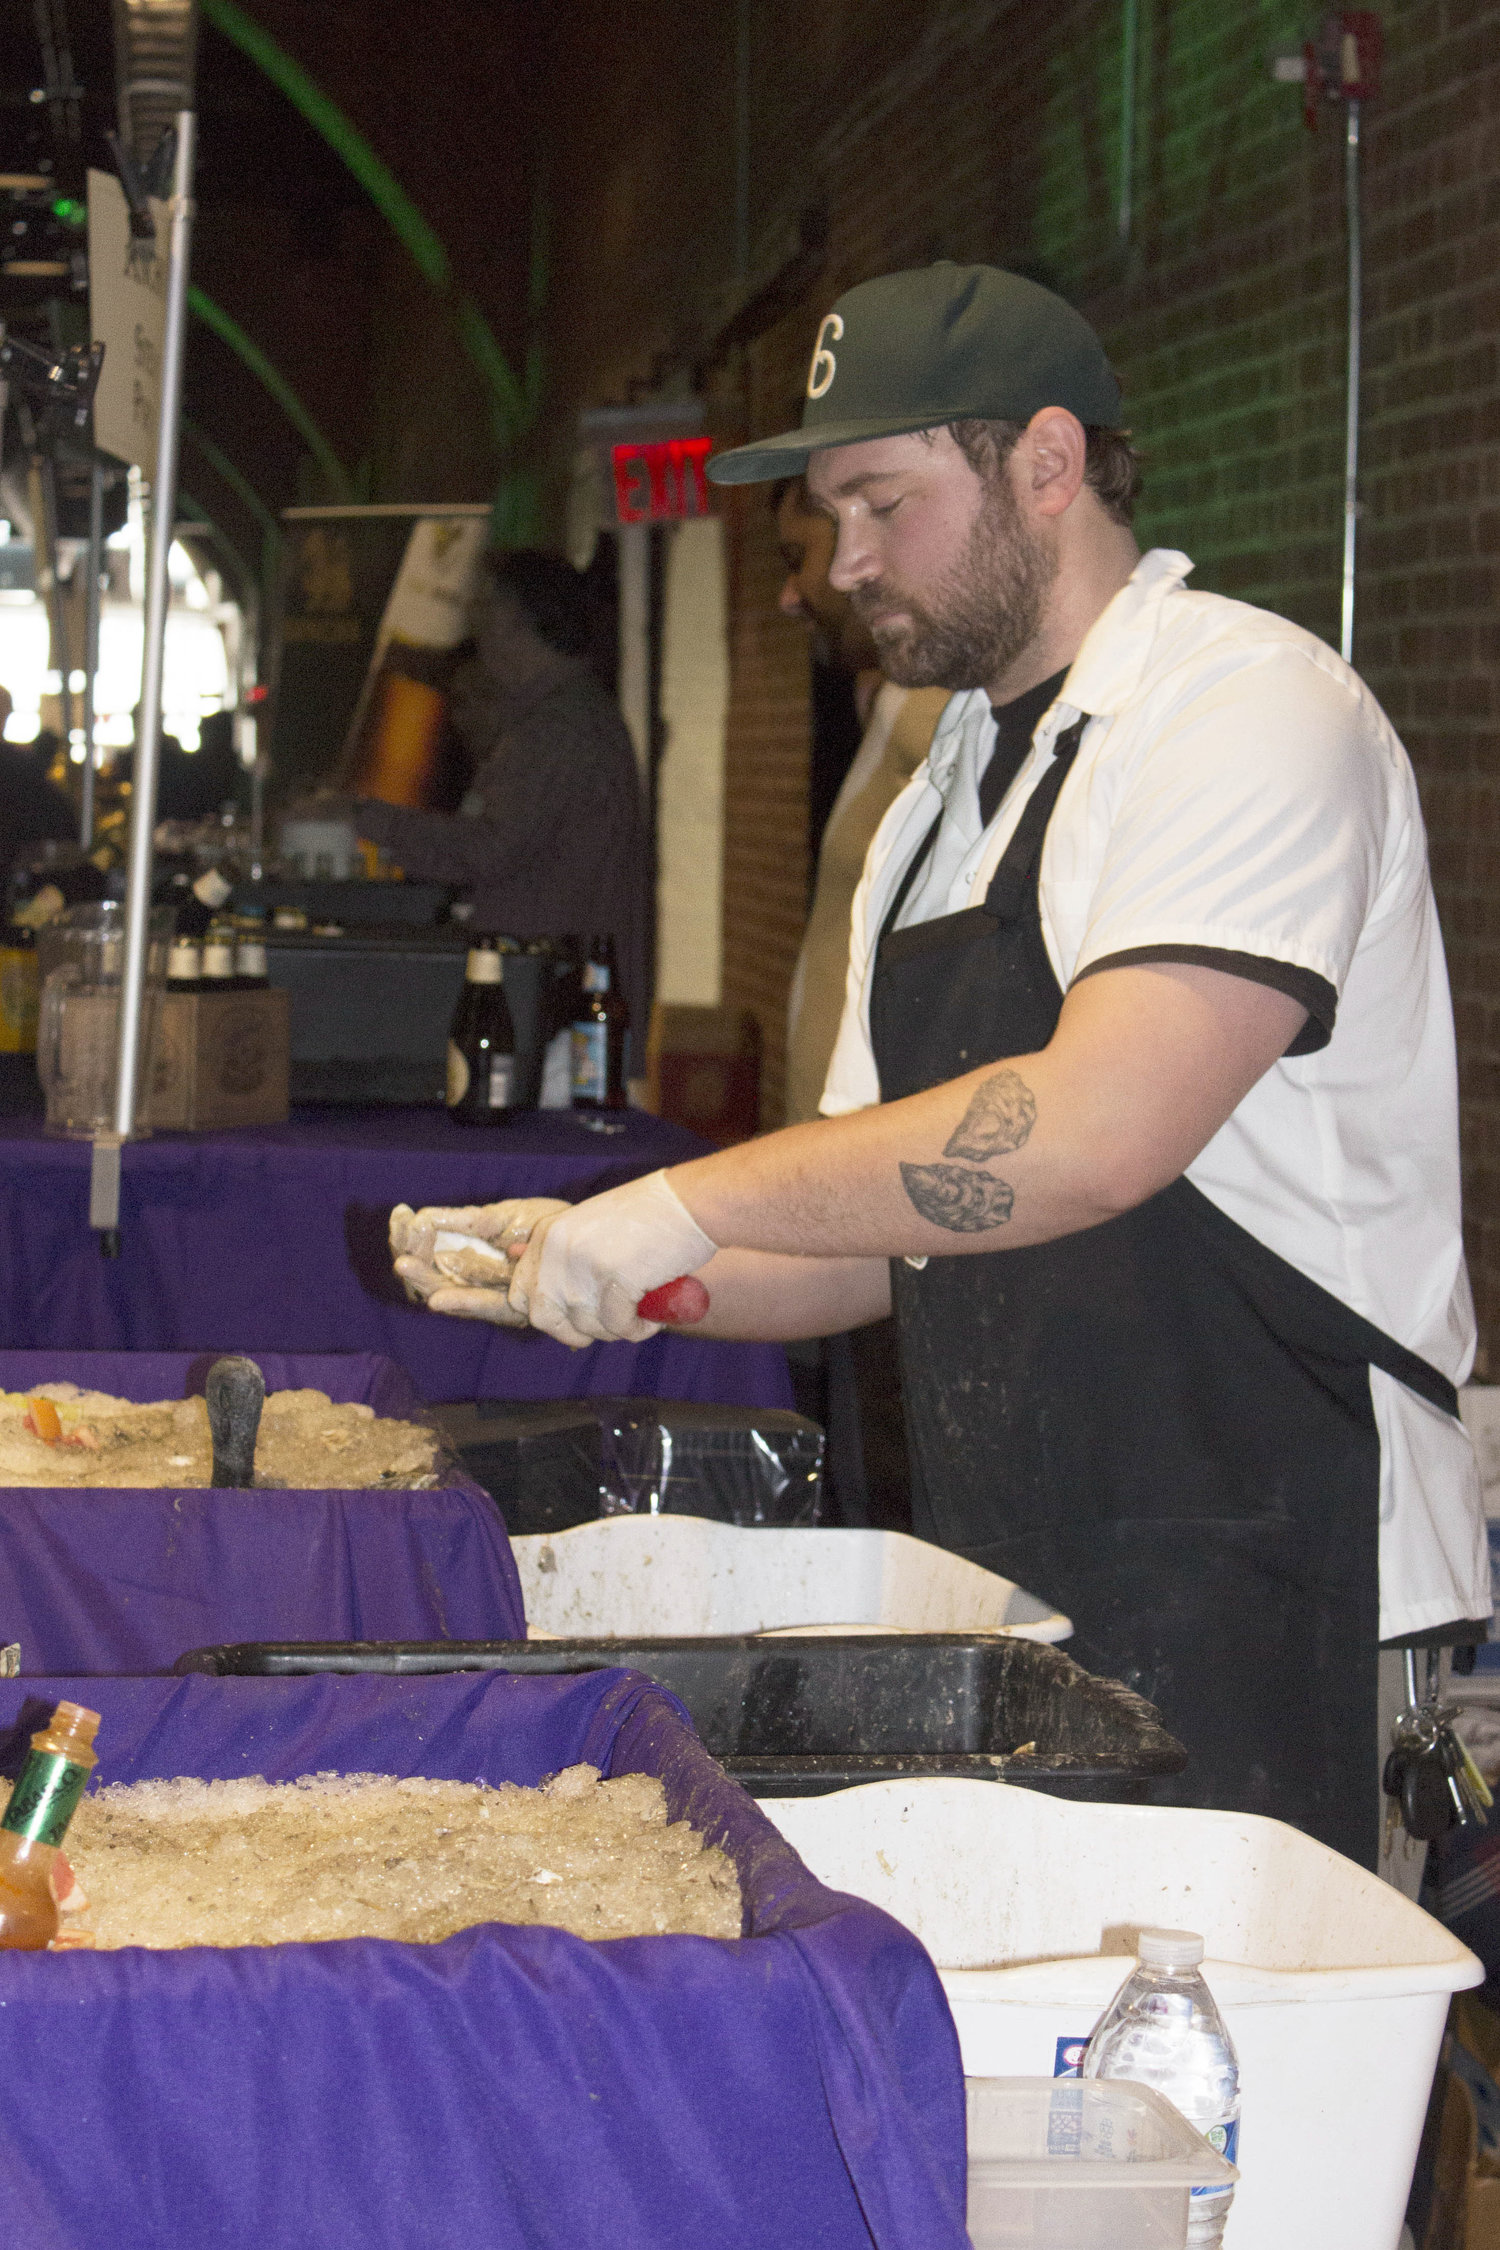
348 550 649 1054
0 685 76 901
775 478 949 1530
775 475 950 1126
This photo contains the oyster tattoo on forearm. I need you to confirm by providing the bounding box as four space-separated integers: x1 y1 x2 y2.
900 1067 1036 1235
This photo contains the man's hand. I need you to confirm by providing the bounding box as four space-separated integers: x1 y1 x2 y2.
508 1170 717 1349
389 1197 569 1324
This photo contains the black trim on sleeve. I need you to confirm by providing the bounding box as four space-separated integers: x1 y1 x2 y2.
1072 944 1337 1057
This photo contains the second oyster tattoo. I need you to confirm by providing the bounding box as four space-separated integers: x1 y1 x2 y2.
900 1163 1017 1232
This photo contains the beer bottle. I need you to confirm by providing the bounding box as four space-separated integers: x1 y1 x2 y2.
571 935 628 1111
0 1701 99 1950
447 940 517 1123
165 935 202 992
200 919 237 992
234 923 270 991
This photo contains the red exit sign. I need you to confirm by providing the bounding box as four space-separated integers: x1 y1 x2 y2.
611 436 713 524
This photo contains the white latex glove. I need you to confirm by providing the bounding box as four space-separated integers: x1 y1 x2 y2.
389 1198 570 1325
509 1170 717 1349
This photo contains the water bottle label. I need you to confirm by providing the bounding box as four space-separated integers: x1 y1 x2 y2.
1044 2077 1083 2156
487 1056 513 1108
1191 2116 1238 2193
1053 2036 1090 2080
572 1021 608 1102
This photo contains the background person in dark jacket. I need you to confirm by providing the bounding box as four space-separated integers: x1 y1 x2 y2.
0 686 76 902
350 550 650 1058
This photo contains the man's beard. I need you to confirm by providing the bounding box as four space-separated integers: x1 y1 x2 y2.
851 477 1057 691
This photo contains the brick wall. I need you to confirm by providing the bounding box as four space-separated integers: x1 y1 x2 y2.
545 0 1500 1357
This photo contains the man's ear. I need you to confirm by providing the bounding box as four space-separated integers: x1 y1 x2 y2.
1022 408 1088 519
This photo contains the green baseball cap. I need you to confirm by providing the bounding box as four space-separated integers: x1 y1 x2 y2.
708 262 1123 485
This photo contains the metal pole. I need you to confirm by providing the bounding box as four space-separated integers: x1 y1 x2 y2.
109 110 196 1147
1339 97 1362 667
36 449 74 755
79 455 104 848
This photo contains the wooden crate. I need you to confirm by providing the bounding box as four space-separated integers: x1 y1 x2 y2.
146 989 290 1130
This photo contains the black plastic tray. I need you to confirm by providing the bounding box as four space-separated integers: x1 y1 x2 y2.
173 1634 1188 1799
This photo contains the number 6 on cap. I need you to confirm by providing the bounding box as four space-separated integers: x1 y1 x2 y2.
807 312 843 400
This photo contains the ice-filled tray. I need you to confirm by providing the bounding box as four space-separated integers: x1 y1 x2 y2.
0 1351 524 1669
0 1671 966 2250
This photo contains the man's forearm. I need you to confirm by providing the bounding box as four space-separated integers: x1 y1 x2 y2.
352 800 503 889
689 1248 891 1340
668 963 1308 1263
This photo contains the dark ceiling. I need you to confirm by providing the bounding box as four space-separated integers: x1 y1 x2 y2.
1 0 546 588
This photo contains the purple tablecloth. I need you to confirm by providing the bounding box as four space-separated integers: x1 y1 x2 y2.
0 1106 793 1408
0 1350 526 1672
0 1670 968 2250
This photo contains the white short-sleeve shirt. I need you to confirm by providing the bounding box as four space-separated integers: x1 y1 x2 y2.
821 549 1487 1641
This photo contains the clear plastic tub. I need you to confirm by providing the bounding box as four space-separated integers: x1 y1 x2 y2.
965 2076 1235 2248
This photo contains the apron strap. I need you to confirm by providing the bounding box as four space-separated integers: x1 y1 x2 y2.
1175 1178 1461 1419
877 811 943 950
878 713 1092 951
982 715 1089 924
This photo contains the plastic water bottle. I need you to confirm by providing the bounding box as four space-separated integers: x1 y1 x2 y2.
1082 1928 1239 2244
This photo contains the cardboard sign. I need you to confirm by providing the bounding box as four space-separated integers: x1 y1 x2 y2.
87 167 169 479
272 507 489 797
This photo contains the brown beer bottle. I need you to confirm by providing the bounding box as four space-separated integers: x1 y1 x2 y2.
0 1701 100 1949
447 939 517 1124
570 936 629 1111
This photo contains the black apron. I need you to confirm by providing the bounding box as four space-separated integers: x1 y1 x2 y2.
870 720 1461 1868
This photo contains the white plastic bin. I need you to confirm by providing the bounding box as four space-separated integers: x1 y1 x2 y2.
763 1779 1482 2250
511 1514 1070 1640
965 2076 1236 2249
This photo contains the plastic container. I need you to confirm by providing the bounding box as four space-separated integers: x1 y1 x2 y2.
965 2076 1236 2250
172 1633 1184 1800
509 1513 1072 1638
439 1398 825 1530
35 903 172 1138
762 1779 1485 2249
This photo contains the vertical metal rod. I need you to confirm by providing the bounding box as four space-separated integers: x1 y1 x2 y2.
79 455 104 848
36 450 73 754
1340 97 1362 667
111 110 196 1143
1118 0 1139 246
734 0 751 286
